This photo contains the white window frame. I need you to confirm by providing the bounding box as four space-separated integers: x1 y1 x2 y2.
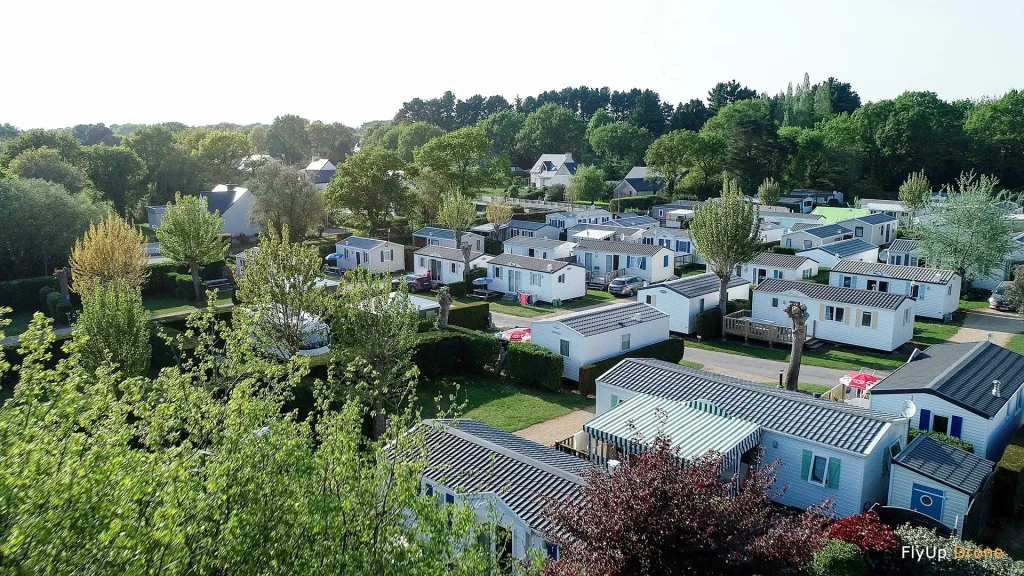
559 339 570 358
621 333 630 351
808 452 830 487
825 306 844 323
861 311 872 326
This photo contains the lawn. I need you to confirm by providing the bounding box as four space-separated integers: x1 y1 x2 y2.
1 311 38 337
678 360 704 370
758 381 832 395
686 338 907 372
912 318 963 346
677 264 707 278
144 293 234 316
417 289 617 319
959 289 992 310
1006 333 1024 354
803 268 831 284
416 375 592 432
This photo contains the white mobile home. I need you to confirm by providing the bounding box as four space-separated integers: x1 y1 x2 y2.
568 223 646 244
507 219 562 240
885 238 925 267
608 214 659 229
861 199 912 226
829 261 961 320
636 273 750 334
871 341 1024 461
487 254 586 303
546 209 613 229
739 253 819 284
796 238 879 269
594 359 909 517
574 240 675 286
641 227 697 264
752 278 915 352
652 200 701 225
502 236 575 260
413 246 492 285
335 237 404 273
530 302 669 380
760 211 826 231
413 227 485 252
781 223 852 250
836 213 898 246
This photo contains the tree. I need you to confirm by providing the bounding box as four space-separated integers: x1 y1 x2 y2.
645 130 726 197
194 130 251 183
85 144 147 215
897 170 932 228
0 178 108 279
267 114 311 165
514 104 586 164
73 281 151 377
0 128 83 167
245 161 325 242
707 80 758 114
965 89 1024 190
8 146 90 193
477 110 526 165
248 125 269 154
566 165 608 203
783 301 809 392
689 179 760 325
71 123 119 146
0 123 19 141
69 215 148 294
822 77 861 115
435 191 478 281
325 147 411 234
543 439 830 576
397 122 445 163
669 99 713 132
587 122 652 178
124 124 206 205
701 99 781 191
756 177 781 206
234 226 335 359
332 268 420 439
626 89 667 135
307 121 357 164
155 193 228 301
919 171 1014 286
485 201 513 232
414 126 506 197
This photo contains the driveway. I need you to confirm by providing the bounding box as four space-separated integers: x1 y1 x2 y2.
490 299 621 330
514 407 595 446
682 347 875 388
949 310 1024 346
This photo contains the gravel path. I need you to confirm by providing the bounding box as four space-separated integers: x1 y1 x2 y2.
514 407 596 447
948 310 1023 346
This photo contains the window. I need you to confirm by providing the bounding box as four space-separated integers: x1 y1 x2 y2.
810 455 828 485
445 493 455 505
947 284 953 296
450 262 457 274
773 269 783 279
803 240 813 249
903 308 911 324
785 238 792 248
381 250 393 262
423 483 433 497
557 273 565 283
530 272 541 286
344 249 350 259
826 306 845 322
621 333 630 350
866 279 889 292
639 257 647 270
931 415 950 435
646 294 656 305
802 269 812 279
802 450 840 489
493 266 501 278
642 237 653 245
610 394 622 406
911 284 920 298
418 257 424 266
698 298 705 312
559 339 570 357
861 311 872 326
884 440 901 473
771 297 779 308
546 543 560 560
664 254 670 267
842 275 852 288
855 226 864 237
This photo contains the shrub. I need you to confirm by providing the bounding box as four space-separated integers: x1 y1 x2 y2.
726 299 750 314
908 428 974 453
484 238 503 255
466 266 487 282
447 302 489 331
38 286 57 309
827 512 900 553
46 291 72 322
447 281 468 298
168 273 195 300
770 245 798 255
448 325 500 375
521 189 544 200
0 276 60 312
412 330 465 378
143 262 178 296
615 195 666 212
895 525 1024 574
577 338 685 396
808 540 865 576
544 184 566 202
416 317 436 333
994 426 1024 516
504 342 562 392
693 308 722 340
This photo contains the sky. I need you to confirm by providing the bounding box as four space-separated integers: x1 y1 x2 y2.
3 0 1022 130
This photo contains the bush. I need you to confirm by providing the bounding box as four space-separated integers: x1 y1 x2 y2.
770 245 798 255
447 281 468 298
504 342 563 392
0 276 60 312
808 540 866 576
895 525 1024 574
448 325 500 375
726 299 750 314
908 428 975 453
38 286 57 309
521 189 544 200
198 260 225 280
484 238 503 255
827 512 900 553
144 262 178 296
45 291 72 322
447 302 489 331
466 267 487 282
994 426 1024 517
693 308 722 340
412 330 465 378
544 184 566 202
577 338 686 396
168 273 195 300
615 195 667 212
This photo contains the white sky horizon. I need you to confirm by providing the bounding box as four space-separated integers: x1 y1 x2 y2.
2 0 1022 130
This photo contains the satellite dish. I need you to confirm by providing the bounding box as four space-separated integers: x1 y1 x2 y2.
900 400 917 419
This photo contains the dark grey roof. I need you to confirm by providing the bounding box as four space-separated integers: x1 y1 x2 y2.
653 200 701 212
609 215 658 227
621 167 663 193
414 227 458 241
893 435 994 495
198 187 245 215
856 213 897 225
421 419 587 535
575 240 668 256
763 211 825 221
755 278 908 310
488 253 572 273
872 341 1024 418
799 238 878 258
749 252 813 269
800 223 852 238
830 261 957 284
888 239 921 254
647 273 749 299
508 220 549 231
502 236 572 249
790 223 820 231
597 359 901 454
415 245 484 262
553 302 667 337
337 236 385 250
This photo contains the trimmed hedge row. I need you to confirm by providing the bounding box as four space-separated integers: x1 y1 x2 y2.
447 281 468 298
448 302 489 331
412 326 500 378
45 291 73 321
143 261 225 297
994 426 1024 516
484 238 503 255
770 245 798 255
693 308 722 340
0 276 60 312
577 338 686 396
614 195 667 211
504 342 563 392
908 428 974 453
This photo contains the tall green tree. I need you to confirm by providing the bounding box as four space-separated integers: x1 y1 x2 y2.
8 146 90 193
645 130 726 197
247 125 269 154
245 162 325 242
155 193 228 301
324 147 411 234
689 178 760 324
194 130 251 183
397 122 445 163
669 99 713 132
307 121 357 164
73 281 151 377
0 128 83 167
414 126 506 197
587 122 652 178
85 145 147 215
897 170 932 228
706 80 757 114
567 164 608 203
435 191 478 280
124 124 206 204
514 103 586 164
701 99 781 191
267 114 311 165
756 177 781 206
965 89 1024 190
477 110 526 165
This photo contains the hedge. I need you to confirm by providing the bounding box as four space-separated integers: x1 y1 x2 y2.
45 291 72 322
504 342 563 392
447 302 489 331
466 267 487 282
693 308 722 340
0 276 59 312
908 428 974 453
808 540 865 576
411 326 500 377
39 286 57 309
144 261 225 296
169 273 195 300
577 338 686 396
447 281 468 298
484 238 503 255
770 245 798 255
448 325 500 375
994 426 1024 516
614 195 667 211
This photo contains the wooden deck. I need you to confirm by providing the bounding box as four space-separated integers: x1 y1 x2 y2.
722 310 807 348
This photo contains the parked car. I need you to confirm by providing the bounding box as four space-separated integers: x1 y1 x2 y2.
608 276 647 296
392 274 432 293
989 281 1015 311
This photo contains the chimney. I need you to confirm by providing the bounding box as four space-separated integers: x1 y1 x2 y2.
311 155 320 163
993 380 1002 398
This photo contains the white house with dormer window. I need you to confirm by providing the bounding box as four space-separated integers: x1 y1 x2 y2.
530 153 578 188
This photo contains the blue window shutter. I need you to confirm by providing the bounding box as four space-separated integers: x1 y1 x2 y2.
919 409 931 430
800 450 812 481
950 416 963 438
664 254 669 267
640 257 647 270
827 457 841 489
445 493 454 505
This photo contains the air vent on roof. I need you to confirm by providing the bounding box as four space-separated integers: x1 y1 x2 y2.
993 380 1002 398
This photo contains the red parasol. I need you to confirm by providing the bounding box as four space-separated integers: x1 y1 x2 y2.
841 371 880 390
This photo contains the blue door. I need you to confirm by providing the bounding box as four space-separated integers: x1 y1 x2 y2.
910 483 944 521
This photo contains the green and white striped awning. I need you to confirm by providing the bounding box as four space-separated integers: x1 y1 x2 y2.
584 394 762 465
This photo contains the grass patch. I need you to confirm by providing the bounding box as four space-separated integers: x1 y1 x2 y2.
1006 334 1024 355
686 338 906 372
143 293 233 316
959 299 991 310
678 360 704 370
416 375 591 432
1 311 38 337
959 289 992 311
416 289 616 319
759 381 832 395
802 268 831 284
912 318 963 346
677 264 707 278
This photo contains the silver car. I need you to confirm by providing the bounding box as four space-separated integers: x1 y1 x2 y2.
608 276 647 296
989 281 1014 311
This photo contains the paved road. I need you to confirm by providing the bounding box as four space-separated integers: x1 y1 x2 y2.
952 310 1024 345
682 347 877 387
490 299 623 329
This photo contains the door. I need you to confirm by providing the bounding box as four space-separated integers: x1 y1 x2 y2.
509 269 522 292
428 259 443 279
910 483 944 521
584 252 593 271
613 255 620 270
356 252 361 266
605 255 613 272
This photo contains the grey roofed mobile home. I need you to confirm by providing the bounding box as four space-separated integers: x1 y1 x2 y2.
755 278 908 310
574 239 667 257
502 236 572 250
892 435 994 496
801 238 878 259
486 253 573 273
830 261 956 285
748 252 814 270
657 273 749 298
803 223 853 238
855 213 898 226
888 239 921 254
556 301 667 337
337 236 385 250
